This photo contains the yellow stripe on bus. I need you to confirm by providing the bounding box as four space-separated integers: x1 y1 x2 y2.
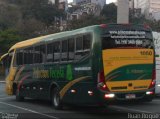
106 80 151 92
60 76 91 99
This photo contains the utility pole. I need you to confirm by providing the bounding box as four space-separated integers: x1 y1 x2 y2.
117 0 129 24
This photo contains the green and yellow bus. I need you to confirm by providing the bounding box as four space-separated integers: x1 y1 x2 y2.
2 24 155 109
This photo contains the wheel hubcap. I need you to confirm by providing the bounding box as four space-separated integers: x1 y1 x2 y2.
54 93 59 106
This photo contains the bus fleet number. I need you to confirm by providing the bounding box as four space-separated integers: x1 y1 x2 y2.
140 51 152 56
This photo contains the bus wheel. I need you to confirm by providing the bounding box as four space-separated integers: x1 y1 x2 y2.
51 88 63 110
16 90 24 102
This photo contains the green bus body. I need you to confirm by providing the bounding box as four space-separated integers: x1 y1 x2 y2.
12 24 155 107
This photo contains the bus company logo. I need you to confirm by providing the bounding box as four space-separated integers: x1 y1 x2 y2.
32 64 73 80
0 113 18 119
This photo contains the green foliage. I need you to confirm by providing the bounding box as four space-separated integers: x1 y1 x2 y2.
101 3 117 21
0 29 22 54
0 0 65 54
0 1 22 30
13 0 65 26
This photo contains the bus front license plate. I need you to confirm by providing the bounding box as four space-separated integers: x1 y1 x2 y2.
125 94 136 99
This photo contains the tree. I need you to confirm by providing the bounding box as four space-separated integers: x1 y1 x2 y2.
101 3 117 22
0 29 22 54
13 0 65 26
16 18 45 39
0 1 22 30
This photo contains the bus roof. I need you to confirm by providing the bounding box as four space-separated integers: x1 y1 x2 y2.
42 25 99 43
9 34 52 52
8 24 149 52
0 53 8 62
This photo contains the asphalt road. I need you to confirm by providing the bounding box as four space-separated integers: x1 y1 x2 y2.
0 82 160 119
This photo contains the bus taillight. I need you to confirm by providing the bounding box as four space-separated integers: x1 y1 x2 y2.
149 69 156 89
104 94 115 99
97 70 109 91
100 24 107 28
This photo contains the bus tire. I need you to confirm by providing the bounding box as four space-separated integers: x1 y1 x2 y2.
16 90 24 102
51 88 63 110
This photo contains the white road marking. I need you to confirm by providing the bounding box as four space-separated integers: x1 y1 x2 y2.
110 105 152 113
0 81 5 83
0 102 58 119
0 97 14 100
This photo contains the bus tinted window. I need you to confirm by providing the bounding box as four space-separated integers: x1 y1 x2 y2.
34 46 41 63
61 40 68 61
40 45 46 63
83 34 91 56
34 45 46 63
83 34 91 50
23 49 28 64
47 43 53 62
75 34 91 61
76 36 83 51
68 38 74 60
28 47 34 64
24 47 33 64
53 41 60 62
16 50 23 65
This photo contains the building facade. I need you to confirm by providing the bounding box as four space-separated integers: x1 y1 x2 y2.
73 0 106 9
136 0 160 20
67 0 105 20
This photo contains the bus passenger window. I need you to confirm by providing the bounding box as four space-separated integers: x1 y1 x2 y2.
76 36 83 51
75 36 83 61
61 40 68 61
47 43 53 62
23 47 33 64
83 34 91 55
23 49 28 64
83 34 91 50
53 41 60 62
16 50 23 65
34 46 41 63
28 47 34 64
40 45 46 63
68 38 74 61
